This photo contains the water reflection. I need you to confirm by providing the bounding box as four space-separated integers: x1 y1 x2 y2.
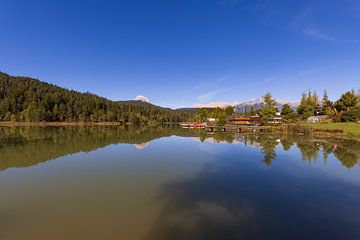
0 126 359 171
146 146 360 240
0 126 197 171
0 126 360 240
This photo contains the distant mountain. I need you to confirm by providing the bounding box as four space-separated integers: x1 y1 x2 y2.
233 98 299 113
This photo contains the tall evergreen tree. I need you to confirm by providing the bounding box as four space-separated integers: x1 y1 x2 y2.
297 90 319 119
225 106 234 116
321 90 335 115
250 105 255 116
281 103 295 120
261 92 277 123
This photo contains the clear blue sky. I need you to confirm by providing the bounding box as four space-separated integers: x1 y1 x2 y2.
1 0 359 108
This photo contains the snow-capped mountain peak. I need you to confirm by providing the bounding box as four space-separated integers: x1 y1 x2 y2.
233 98 299 113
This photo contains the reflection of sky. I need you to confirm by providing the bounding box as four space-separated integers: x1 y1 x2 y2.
145 137 360 240
0 136 359 240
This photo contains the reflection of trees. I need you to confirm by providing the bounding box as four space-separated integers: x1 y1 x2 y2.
296 141 320 162
332 141 360 169
280 139 293 151
257 135 278 166
0 126 358 171
277 135 360 169
0 126 200 171
145 152 360 240
210 133 234 143
334 150 358 168
199 133 359 169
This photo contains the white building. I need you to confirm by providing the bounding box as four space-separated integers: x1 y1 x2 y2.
307 115 331 123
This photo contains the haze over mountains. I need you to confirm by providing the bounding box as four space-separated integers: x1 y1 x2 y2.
233 98 299 113
188 98 299 112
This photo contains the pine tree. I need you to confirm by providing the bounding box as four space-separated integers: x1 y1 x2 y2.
250 106 255 116
225 106 234 116
261 92 277 123
321 90 335 115
281 104 295 119
297 90 319 119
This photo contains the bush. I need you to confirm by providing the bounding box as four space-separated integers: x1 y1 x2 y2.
341 107 360 122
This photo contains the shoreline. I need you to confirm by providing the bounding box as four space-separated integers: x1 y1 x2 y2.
268 123 360 140
1 121 358 140
0 121 124 126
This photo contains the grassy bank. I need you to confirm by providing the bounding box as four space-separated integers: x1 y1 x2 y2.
267 122 360 140
306 122 360 138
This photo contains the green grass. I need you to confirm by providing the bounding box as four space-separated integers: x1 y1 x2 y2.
306 122 360 137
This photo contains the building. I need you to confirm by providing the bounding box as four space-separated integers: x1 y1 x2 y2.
228 116 261 125
206 118 217 122
307 115 333 123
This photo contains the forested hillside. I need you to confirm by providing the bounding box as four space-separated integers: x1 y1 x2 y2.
0 72 189 123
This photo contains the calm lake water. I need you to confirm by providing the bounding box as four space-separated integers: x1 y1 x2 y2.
0 126 360 240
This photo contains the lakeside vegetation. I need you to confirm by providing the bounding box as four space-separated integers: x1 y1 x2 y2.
192 90 360 123
1 72 359 138
190 90 360 137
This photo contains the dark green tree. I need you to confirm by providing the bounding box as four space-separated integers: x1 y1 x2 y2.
321 90 335 115
261 92 277 123
281 103 294 119
335 90 357 112
297 90 319 119
250 105 255 116
225 105 234 116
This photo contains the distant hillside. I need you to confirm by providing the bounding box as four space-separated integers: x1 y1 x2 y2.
233 98 299 113
0 72 191 123
176 107 214 113
118 100 172 110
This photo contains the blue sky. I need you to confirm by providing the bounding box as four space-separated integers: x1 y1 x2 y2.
1 0 359 108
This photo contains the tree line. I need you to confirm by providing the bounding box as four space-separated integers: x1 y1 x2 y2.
1 72 359 124
191 90 360 124
0 72 190 123
285 90 360 122
246 90 359 123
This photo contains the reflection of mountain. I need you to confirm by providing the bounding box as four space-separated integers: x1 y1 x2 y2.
133 142 150 150
0 126 199 171
0 126 359 171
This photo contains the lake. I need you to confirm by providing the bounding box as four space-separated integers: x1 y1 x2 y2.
0 126 359 240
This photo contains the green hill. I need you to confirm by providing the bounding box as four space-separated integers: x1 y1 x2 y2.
0 72 191 123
